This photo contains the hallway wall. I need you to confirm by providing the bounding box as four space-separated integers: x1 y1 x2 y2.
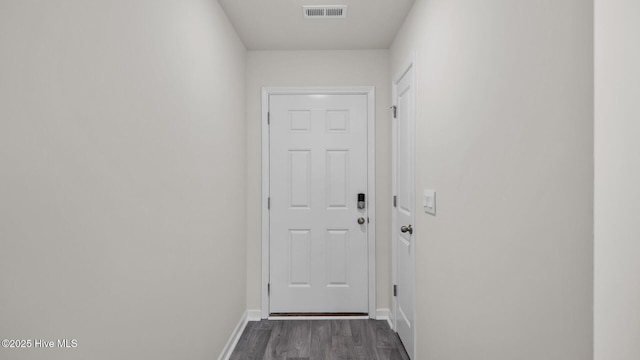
390 0 594 359
595 0 640 359
0 1 247 359
245 50 392 312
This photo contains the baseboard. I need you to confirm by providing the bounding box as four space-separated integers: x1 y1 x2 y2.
376 308 393 329
218 310 249 360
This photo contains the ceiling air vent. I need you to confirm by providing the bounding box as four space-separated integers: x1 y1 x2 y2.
303 5 348 18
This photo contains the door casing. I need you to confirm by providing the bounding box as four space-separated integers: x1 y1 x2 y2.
261 86 376 318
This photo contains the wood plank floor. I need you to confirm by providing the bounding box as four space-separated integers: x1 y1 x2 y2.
230 319 410 360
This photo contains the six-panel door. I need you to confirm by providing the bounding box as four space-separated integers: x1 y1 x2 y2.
269 94 368 313
394 65 416 359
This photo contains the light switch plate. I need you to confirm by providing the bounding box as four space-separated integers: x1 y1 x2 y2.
423 189 436 215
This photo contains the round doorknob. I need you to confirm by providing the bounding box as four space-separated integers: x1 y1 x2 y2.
400 225 413 234
357 217 366 225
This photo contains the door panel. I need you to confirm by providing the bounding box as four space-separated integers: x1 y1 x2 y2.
326 150 349 208
394 65 416 359
326 229 348 286
269 94 368 314
289 151 311 208
289 230 311 286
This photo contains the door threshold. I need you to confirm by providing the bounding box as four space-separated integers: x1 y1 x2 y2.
268 313 369 321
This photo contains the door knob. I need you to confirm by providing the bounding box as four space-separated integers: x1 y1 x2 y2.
400 225 413 234
357 217 366 225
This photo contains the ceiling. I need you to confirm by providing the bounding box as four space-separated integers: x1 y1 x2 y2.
217 0 416 50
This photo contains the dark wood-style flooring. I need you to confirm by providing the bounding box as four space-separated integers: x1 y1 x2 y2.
230 319 410 360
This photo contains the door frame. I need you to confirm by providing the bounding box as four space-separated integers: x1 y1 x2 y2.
261 86 377 318
391 54 416 357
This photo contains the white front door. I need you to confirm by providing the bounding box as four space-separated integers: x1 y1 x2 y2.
269 93 369 314
393 63 416 359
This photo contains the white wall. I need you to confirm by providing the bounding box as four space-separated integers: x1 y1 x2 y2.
245 50 392 311
391 1 593 359
594 1 640 359
0 1 247 359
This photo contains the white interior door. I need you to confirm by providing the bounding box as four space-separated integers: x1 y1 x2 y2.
269 94 369 314
393 63 416 359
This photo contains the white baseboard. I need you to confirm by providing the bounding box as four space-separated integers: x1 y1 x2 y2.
218 310 248 360
376 308 393 329
218 310 261 360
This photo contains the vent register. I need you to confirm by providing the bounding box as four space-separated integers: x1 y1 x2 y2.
303 5 348 18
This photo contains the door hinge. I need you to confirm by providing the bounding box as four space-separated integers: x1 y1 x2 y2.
268 283 270 296
267 112 270 124
390 105 397 119
393 284 397 297
367 217 370 223
393 195 397 208
267 197 270 210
